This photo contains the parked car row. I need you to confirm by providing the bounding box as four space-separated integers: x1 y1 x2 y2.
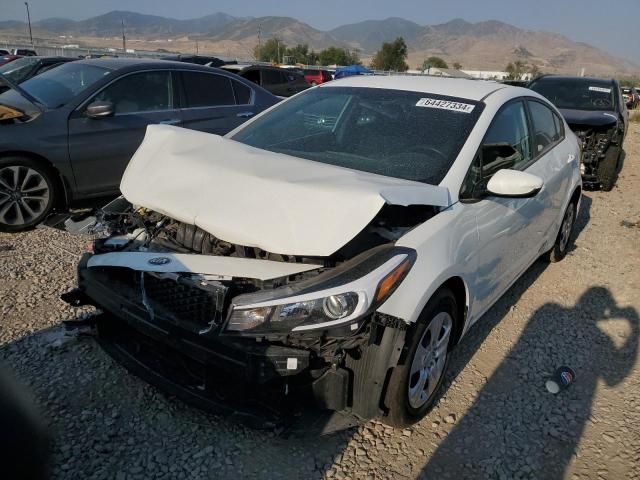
0 48 38 57
0 58 280 231
621 86 639 109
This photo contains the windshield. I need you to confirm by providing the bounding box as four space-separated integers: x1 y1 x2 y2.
529 78 616 111
16 62 111 108
231 87 483 185
0 57 39 84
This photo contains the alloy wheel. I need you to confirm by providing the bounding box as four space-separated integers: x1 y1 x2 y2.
559 205 575 253
408 312 453 409
0 166 50 226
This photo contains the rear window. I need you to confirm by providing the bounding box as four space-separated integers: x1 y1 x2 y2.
182 72 235 107
529 77 615 111
232 87 483 185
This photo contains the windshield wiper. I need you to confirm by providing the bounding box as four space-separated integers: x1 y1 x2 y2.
0 73 45 111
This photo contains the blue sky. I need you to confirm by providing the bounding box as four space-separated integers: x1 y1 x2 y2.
3 0 638 63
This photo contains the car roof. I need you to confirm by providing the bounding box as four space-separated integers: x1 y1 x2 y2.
72 57 216 71
531 75 615 84
320 75 505 102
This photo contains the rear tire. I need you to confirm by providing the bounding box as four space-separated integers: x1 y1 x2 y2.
0 156 56 232
382 289 457 427
598 147 620 192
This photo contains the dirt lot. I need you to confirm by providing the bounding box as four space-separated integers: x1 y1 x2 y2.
1 125 639 480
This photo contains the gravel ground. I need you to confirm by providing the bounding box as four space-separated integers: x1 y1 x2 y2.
1 125 639 480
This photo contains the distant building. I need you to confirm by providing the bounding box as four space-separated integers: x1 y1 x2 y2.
463 70 532 81
425 68 474 79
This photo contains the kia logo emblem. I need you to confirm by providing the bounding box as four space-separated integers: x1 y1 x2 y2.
148 257 171 266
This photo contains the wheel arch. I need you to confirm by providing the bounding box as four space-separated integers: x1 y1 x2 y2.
0 150 70 206
437 276 469 347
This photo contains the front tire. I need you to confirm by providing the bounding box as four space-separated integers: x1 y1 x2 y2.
598 147 620 192
0 157 56 232
383 289 457 427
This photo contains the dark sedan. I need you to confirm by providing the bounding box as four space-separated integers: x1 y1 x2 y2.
0 58 279 231
221 64 310 97
0 56 76 93
529 75 627 191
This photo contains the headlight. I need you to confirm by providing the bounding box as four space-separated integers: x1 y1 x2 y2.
224 250 414 334
227 292 359 333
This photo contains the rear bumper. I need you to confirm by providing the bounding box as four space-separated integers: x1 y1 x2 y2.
69 255 400 430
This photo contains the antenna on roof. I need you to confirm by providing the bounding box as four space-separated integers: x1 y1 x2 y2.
121 18 126 54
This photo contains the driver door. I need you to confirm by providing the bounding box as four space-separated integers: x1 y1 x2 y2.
68 70 181 195
464 100 550 314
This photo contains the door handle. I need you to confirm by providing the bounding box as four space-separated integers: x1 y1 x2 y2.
159 119 181 125
236 112 255 118
567 154 576 163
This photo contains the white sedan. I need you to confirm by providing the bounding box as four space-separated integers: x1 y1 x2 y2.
67 75 582 428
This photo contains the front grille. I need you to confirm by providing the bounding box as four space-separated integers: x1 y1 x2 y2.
95 267 226 333
142 274 223 331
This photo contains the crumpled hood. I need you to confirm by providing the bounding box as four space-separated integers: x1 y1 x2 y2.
559 108 618 128
121 125 451 257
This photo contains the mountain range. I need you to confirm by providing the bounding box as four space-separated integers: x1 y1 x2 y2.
0 11 636 75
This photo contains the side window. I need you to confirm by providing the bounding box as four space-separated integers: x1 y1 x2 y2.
232 81 252 104
528 100 561 154
481 101 532 178
282 71 295 83
262 69 283 86
182 72 235 108
93 71 173 114
242 69 260 85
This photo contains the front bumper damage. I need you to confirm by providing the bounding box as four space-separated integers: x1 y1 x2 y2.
64 254 407 433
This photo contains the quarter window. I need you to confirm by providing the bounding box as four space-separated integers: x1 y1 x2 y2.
182 72 235 107
528 100 562 153
481 101 532 178
232 81 252 105
93 71 173 114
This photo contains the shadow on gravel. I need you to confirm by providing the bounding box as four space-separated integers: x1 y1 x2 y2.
571 194 591 249
420 287 639 479
0 321 357 480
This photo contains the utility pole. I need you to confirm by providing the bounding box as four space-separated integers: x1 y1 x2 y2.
257 25 261 50
195 38 199 55
24 2 33 47
121 18 126 53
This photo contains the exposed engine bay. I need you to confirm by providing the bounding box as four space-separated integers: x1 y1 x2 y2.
571 122 622 183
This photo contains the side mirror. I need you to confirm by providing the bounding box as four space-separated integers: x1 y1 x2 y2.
486 169 543 198
86 100 114 119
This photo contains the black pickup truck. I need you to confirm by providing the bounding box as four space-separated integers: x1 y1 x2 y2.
529 75 628 191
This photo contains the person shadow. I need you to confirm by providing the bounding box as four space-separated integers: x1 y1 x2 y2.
420 286 639 479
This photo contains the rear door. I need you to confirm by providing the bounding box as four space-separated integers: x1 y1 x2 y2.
179 71 255 135
68 70 181 195
525 99 569 238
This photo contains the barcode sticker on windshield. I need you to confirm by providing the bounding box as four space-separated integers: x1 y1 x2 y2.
416 98 475 113
589 86 611 93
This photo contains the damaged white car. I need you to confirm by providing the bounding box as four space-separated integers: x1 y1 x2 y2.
63 76 582 429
